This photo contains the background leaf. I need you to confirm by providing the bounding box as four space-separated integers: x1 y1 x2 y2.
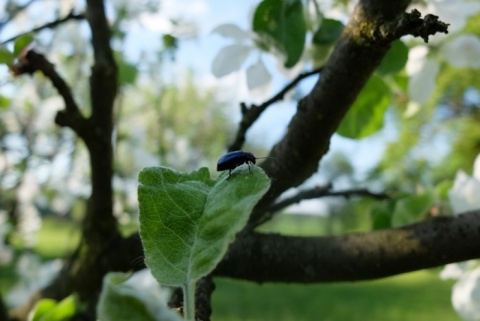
312 19 344 46
0 46 14 65
13 34 34 57
253 0 306 68
377 40 409 74
29 296 77 321
138 165 270 286
337 75 390 138
97 272 181 321
391 193 434 227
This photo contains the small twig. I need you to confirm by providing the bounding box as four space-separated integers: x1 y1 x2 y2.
228 66 323 151
250 185 389 229
1 11 85 44
269 186 390 213
387 9 449 43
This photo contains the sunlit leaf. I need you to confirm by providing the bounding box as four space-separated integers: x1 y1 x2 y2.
30 299 57 321
13 34 34 57
337 75 390 138
0 46 14 65
312 19 344 45
253 0 306 68
0 95 11 109
211 44 251 77
30 295 77 321
377 40 409 74
138 165 270 286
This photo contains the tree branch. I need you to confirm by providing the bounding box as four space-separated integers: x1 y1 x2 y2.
83 0 118 241
216 211 480 283
228 67 323 152
253 1 448 221
1 11 85 44
20 50 87 134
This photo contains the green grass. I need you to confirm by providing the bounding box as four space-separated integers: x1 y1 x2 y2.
212 271 460 321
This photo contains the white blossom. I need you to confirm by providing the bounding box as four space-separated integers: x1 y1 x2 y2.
440 35 480 69
452 267 480 321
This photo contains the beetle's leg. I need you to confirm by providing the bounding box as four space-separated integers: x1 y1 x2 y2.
227 169 232 180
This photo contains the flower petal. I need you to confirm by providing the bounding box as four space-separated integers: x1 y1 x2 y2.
211 44 251 78
440 35 480 69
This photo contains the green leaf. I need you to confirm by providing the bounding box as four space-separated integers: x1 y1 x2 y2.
13 34 34 57
138 165 270 286
162 34 177 49
30 299 57 321
253 0 306 68
337 75 390 138
118 61 138 86
114 51 138 86
377 40 409 74
435 180 452 200
391 192 434 227
30 296 77 321
0 95 11 109
312 19 344 45
0 46 14 65
97 272 182 321
371 200 395 230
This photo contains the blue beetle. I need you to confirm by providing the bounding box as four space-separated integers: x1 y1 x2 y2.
217 151 257 179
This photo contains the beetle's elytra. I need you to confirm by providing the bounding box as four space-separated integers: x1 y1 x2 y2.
217 151 256 179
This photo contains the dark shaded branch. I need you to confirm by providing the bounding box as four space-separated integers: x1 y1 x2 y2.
82 0 118 241
217 211 480 283
268 185 389 213
0 292 8 321
228 66 323 152
253 1 448 222
1 11 85 44
387 9 449 43
22 50 87 134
